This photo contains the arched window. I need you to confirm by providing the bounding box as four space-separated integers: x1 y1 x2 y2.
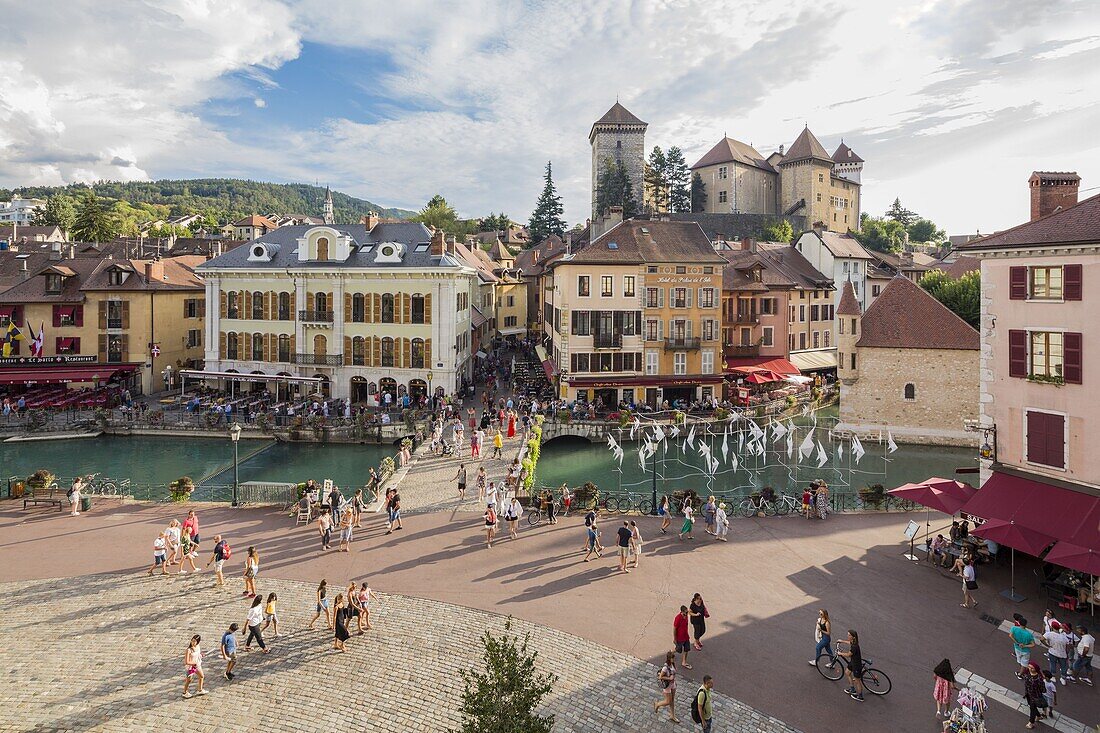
316 237 329 260
381 293 395 323
252 333 264 360
227 291 239 319
381 337 394 367
278 292 291 320
277 334 290 362
904 383 916 401
226 332 239 360
314 292 329 314
352 336 366 365
352 293 366 323
314 334 327 357
252 291 264 320
411 338 425 368
411 294 425 324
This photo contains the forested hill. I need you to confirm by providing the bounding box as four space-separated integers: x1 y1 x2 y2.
2 179 415 225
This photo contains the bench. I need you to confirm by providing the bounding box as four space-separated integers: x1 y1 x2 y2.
23 486 65 512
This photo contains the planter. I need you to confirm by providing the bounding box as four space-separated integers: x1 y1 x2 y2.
11 481 25 499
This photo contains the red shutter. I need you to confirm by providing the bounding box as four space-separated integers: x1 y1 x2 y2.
1064 332 1082 384
1009 266 1027 300
52 305 61 327
1064 264 1082 301
1027 410 1065 469
74 305 84 327
1026 410 1047 466
1008 330 1027 378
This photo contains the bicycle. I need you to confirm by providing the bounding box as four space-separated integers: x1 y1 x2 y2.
815 644 892 696
80 472 119 495
772 494 800 516
739 494 777 518
605 491 653 515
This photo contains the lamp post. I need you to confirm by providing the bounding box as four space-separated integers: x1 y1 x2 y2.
427 370 434 407
229 422 242 506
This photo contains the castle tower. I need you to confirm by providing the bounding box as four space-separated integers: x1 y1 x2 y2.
776 126 835 228
323 186 335 225
590 102 647 221
831 140 864 185
836 281 861 385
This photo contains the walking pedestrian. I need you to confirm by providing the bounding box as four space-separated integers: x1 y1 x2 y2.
540 488 556 525
802 486 813 519
674 606 692 669
338 509 354 552
932 658 957 717
261 592 281 637
317 510 332 551
147 532 169 576
485 481 498 513
1068 624 1093 685
1041 670 1057 720
333 594 351 652
560 483 573 517
616 521 632 573
308 580 332 630
504 497 522 539
809 609 833 664
205 535 229 586
178 531 199 575
679 502 695 541
658 495 671 533
702 496 717 535
182 634 206 698
815 481 830 520
492 429 503 460
653 650 680 723
689 593 708 650
358 581 377 631
960 557 978 608
1023 662 1046 728
243 594 269 653
629 520 642 569
483 502 497 548
164 520 181 565
1043 621 1071 684
1011 617 1037 678
838 629 864 702
182 509 200 548
352 488 365 528
347 582 364 635
475 466 486 502
454 463 468 500
221 623 239 680
242 546 259 597
328 484 343 524
691 675 714 732
714 502 729 542
67 478 82 516
384 489 402 534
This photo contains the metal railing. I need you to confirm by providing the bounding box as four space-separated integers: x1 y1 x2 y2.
664 337 700 350
724 343 760 357
298 309 334 323
733 313 759 325
593 333 622 349
293 353 342 365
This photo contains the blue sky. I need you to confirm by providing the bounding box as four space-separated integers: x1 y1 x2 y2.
2 0 1100 232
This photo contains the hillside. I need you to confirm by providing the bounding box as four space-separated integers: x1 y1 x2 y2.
1 179 415 225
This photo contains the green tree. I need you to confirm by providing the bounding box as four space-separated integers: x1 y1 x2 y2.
527 161 567 245
907 217 945 244
643 146 669 213
762 218 794 243
690 172 707 213
885 197 918 227
919 269 980 328
479 213 511 232
665 146 691 213
414 194 460 232
33 194 76 232
453 619 557 733
854 213 906 253
595 158 639 219
71 192 119 242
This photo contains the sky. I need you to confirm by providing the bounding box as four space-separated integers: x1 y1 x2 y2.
1 0 1099 234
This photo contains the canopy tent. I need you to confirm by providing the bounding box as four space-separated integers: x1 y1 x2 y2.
971 519 1058 602
888 477 977 549
744 370 781 384
724 357 801 376
789 349 837 372
179 369 324 385
1044 543 1100 577
0 364 137 385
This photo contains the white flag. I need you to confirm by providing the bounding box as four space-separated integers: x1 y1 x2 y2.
887 430 898 454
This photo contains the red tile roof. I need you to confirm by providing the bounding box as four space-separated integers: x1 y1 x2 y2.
779 127 831 165
961 192 1100 250
837 281 860 315
857 276 978 350
691 137 774 172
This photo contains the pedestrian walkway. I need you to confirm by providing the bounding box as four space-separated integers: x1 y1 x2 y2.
0 574 801 733
957 668 1092 733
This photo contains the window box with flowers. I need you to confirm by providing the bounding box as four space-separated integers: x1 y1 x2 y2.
1027 373 1064 386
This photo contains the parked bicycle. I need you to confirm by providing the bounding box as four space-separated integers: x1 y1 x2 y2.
80 472 120 495
605 490 653 515
527 489 601 526
739 490 799 517
815 643 892 696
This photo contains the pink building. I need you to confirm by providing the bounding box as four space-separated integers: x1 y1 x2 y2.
961 176 1099 553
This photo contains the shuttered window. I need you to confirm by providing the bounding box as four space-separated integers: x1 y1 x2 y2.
1064 264 1082 301
1008 330 1027 378
1009 266 1027 300
1026 410 1065 469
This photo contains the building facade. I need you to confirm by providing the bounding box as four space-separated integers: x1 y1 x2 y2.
197 224 478 402
0 198 45 225
590 102 647 221
795 228 874 313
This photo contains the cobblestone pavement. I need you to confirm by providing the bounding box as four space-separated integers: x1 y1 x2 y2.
0 574 799 733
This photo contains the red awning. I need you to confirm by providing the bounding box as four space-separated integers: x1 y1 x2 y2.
0 364 138 385
568 374 724 387
0 306 13 317
961 471 1100 552
724 357 800 375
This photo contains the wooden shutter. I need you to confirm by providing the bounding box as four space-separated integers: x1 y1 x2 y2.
1009 266 1027 300
219 332 226 359
289 334 296 358
120 301 130 328
243 290 251 318
344 292 352 323
98 334 107 362
198 299 205 318
98 301 108 329
1008 329 1027 378
238 290 245 316
52 305 61 327
403 293 411 324
425 293 432 324
1027 410 1065 469
74 305 84 327
1064 264 1082 301
219 291 227 318
373 294 382 324
403 337 411 367
425 338 432 366
344 336 352 365
118 334 128 358
1064 332 1082 384
183 299 190 319
658 288 665 308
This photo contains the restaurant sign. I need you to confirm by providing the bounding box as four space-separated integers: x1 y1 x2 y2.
0 355 97 366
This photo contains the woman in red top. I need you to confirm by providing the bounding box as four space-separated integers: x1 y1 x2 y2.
506 411 516 438
182 510 200 547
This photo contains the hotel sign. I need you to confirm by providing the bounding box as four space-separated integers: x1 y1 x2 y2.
655 277 711 283
0 355 97 366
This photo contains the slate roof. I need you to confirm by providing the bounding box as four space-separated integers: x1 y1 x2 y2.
196 224 451 271
779 127 832 165
717 242 832 291
0 224 65 242
691 137 775 173
832 141 864 164
593 102 646 127
934 255 981 279
0 252 53 290
961 192 1100 250
856 276 978 350
867 250 935 274
561 220 724 266
837 281 860 315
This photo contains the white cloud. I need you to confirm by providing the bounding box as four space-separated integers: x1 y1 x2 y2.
1 0 1099 234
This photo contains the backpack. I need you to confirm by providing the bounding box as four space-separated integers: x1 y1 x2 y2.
691 688 705 723
221 542 232 560
487 509 497 524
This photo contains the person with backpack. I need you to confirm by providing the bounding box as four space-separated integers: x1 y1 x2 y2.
205 535 230 587
691 675 714 731
653 650 680 723
67 478 82 516
483 502 497 548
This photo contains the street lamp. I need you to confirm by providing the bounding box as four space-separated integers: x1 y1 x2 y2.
229 422 242 506
427 370 434 406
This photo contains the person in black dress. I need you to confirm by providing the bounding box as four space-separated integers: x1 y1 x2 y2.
689 593 708 650
332 594 351 652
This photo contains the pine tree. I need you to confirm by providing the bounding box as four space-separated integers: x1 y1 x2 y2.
527 161 566 244
595 158 639 219
454 620 557 733
71 192 118 242
665 146 691 213
885 197 917 227
690 172 707 213
33 194 76 232
644 146 669 213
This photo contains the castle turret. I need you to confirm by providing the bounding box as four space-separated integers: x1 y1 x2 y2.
832 140 864 185
836 281 861 385
590 102 647 221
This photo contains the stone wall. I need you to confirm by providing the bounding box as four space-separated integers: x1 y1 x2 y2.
837 345 979 446
591 126 646 220
668 212 807 243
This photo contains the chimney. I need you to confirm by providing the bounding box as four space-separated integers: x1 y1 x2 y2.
812 222 824 236
361 211 379 230
1029 171 1080 221
741 237 756 252
145 258 165 283
899 251 913 268
68 244 75 259
778 144 785 156
49 242 62 261
20 259 28 280
430 229 446 258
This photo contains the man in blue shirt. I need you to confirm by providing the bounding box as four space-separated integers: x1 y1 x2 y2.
1011 618 1036 679
221 623 239 680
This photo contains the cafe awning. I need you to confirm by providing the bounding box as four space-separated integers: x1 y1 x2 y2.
470 306 488 328
534 345 557 379
179 369 323 385
961 470 1100 553
0 364 137 385
789 349 837 372
725 357 801 376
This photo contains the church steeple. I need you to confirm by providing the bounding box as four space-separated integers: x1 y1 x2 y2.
322 186 334 225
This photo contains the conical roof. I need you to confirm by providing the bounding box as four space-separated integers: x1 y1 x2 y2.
832 141 863 164
837 281 861 315
780 127 832 165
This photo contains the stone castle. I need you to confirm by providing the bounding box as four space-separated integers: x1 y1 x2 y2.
589 102 647 221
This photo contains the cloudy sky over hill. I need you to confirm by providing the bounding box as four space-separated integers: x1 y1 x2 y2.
1 0 1098 232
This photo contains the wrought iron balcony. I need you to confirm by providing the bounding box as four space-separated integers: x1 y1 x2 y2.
593 333 622 349
293 353 342 366
664 337 701 350
733 312 759 325
724 343 760 358
298 309 334 323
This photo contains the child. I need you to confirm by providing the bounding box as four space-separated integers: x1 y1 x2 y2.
261 592 281 637
802 487 813 519
1042 670 1057 719
221 623 239 680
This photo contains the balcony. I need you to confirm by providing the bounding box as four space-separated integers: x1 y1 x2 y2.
293 353 342 366
298 309 334 323
724 343 760 358
664 337 701 350
733 312 759 325
593 333 622 349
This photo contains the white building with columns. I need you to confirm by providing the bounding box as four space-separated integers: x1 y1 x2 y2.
196 222 478 403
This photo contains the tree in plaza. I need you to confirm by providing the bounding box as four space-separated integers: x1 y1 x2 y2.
919 269 980 328
527 161 566 245
71 191 119 242
643 146 669 213
595 158 639 219
907 217 945 244
33 194 76 232
665 146 691 213
453 619 557 733
762 218 794 243
690 172 707 213
885 197 918 228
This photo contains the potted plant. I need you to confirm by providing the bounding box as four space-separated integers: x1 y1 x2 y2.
557 409 572 424
27 469 56 493
169 476 195 502
574 481 598 505
858 483 885 510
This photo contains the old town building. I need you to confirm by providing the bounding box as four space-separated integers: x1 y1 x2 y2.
794 227 874 313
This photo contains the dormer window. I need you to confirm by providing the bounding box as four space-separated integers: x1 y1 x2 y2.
374 242 405 264
45 274 62 293
108 270 124 286
316 237 330 260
